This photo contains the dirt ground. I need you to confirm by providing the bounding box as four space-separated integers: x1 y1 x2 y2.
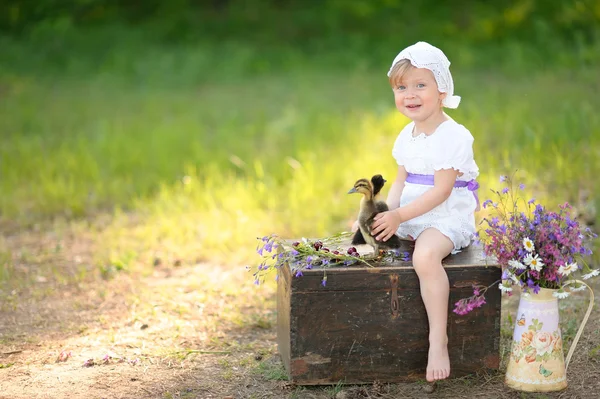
1 228 600 399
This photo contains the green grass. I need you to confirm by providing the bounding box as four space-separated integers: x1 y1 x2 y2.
1 37 599 278
253 359 289 381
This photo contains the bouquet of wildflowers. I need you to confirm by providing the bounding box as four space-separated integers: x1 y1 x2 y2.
454 174 598 315
254 233 410 287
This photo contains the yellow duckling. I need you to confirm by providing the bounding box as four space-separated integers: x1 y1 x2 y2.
352 174 387 245
348 177 402 254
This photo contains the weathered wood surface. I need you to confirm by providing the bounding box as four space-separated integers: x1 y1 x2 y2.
277 239 501 385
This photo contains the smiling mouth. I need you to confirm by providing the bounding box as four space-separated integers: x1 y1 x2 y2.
406 104 421 109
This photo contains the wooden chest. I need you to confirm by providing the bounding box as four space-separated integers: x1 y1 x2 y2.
276 241 501 385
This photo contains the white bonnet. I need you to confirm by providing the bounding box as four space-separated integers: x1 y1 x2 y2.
387 41 461 109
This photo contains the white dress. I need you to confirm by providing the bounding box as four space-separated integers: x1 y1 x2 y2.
391 119 479 251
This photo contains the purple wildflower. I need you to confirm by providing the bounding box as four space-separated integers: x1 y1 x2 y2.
264 240 274 253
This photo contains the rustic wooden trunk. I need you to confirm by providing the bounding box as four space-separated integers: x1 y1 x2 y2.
276 240 501 385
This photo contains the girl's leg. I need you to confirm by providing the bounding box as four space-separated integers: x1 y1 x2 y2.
412 228 454 382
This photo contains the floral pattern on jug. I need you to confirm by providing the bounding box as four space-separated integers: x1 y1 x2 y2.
510 318 563 366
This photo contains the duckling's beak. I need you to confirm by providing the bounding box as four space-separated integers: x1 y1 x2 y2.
348 187 358 194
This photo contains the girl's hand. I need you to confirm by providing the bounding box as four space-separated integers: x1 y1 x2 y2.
351 220 359 232
372 210 404 242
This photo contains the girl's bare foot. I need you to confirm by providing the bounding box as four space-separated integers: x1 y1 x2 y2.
426 343 450 382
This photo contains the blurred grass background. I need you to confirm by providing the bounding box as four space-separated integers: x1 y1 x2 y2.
1 0 599 283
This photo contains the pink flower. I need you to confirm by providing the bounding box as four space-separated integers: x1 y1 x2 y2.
521 330 534 347
532 332 556 356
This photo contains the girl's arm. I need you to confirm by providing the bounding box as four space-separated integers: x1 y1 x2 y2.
372 168 459 241
386 165 408 210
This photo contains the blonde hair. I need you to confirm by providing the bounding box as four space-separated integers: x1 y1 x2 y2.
388 59 413 88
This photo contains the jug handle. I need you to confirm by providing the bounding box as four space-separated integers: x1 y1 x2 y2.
562 279 595 371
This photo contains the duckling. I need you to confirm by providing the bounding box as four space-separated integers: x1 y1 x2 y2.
352 174 387 245
348 177 402 254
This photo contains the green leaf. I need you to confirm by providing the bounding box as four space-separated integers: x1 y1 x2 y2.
530 319 543 331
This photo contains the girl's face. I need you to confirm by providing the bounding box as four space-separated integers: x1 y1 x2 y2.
392 67 446 124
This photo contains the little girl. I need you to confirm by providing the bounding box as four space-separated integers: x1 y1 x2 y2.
371 41 479 382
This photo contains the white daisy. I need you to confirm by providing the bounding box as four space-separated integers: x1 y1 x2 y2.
523 237 535 252
528 255 544 272
505 271 519 284
522 291 531 297
499 282 513 293
553 289 569 299
558 262 578 276
582 269 600 280
569 284 587 292
508 259 526 269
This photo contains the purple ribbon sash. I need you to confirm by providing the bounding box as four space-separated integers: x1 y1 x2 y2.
405 173 480 210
